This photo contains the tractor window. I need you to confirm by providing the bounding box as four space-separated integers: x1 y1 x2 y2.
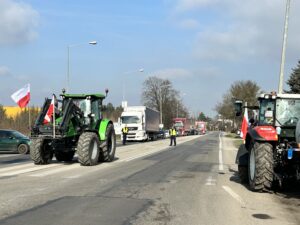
276 99 300 126
259 99 275 125
91 100 100 121
73 99 90 116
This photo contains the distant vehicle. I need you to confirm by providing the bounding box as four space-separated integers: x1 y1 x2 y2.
172 118 191 136
164 130 170 138
0 129 30 154
195 121 207 135
120 106 160 141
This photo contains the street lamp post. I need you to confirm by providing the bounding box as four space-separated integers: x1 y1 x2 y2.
67 41 97 92
278 0 291 94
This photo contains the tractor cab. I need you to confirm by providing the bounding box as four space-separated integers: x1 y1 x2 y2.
257 93 300 141
61 94 106 128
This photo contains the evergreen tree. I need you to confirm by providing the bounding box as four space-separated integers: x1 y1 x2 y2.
286 60 300 94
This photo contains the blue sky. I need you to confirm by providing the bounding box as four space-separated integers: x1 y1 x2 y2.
1 0 300 117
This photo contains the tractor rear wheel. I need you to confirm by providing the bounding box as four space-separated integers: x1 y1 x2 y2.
77 132 100 166
30 138 53 165
99 123 116 162
55 151 75 162
248 142 274 191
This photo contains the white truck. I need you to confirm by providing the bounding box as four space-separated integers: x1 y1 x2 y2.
120 106 160 141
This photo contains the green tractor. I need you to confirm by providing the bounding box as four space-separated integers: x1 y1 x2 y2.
30 90 116 166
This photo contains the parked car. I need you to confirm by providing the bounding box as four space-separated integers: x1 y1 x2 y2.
0 129 30 154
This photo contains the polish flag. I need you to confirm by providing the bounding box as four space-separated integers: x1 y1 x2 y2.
43 96 55 124
240 107 249 140
11 84 30 108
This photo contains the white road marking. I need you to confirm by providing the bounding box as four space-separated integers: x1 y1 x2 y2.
222 185 246 207
0 164 60 177
219 133 224 171
205 176 216 185
29 164 80 177
0 162 34 173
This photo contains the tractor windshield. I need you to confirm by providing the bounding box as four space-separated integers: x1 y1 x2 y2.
73 99 91 117
276 99 300 126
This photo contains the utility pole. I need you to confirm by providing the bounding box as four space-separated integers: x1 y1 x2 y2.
278 0 291 94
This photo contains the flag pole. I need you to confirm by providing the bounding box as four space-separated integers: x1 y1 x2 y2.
28 105 31 133
53 95 56 138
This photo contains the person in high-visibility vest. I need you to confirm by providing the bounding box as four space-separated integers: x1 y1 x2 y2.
122 125 129 145
169 126 177 146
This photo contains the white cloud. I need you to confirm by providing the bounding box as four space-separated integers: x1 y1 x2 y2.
174 0 218 12
178 19 199 29
0 0 39 45
170 0 300 62
151 68 192 79
0 66 11 76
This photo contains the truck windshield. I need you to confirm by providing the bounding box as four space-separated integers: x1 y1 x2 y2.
121 116 140 124
174 122 183 127
276 99 300 126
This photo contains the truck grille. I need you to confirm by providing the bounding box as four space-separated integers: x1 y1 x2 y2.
128 127 138 131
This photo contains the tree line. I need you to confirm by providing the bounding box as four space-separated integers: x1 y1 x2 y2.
0 106 40 135
215 60 300 131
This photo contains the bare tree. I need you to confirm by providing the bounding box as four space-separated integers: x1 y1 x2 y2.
141 76 188 128
215 80 261 131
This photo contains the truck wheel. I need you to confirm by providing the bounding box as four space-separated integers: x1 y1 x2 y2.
55 151 75 162
77 132 100 166
17 143 29 154
30 138 53 165
99 124 116 162
248 142 274 191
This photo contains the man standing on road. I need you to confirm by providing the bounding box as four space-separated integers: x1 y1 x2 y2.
169 126 177 146
122 125 129 145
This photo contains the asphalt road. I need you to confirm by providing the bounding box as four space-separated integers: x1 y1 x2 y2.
0 132 300 225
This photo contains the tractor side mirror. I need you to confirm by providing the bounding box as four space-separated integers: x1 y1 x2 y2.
234 100 243 117
105 89 109 97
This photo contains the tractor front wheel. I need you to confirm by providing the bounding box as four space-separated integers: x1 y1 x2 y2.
77 132 100 166
30 138 53 165
248 142 274 192
99 124 116 162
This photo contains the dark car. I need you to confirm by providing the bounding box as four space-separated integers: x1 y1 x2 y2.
0 129 30 154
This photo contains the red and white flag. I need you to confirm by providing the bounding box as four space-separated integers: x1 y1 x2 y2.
43 96 55 124
11 84 30 108
240 107 249 140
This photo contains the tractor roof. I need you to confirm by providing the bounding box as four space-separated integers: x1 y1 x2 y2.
61 94 105 99
259 93 300 100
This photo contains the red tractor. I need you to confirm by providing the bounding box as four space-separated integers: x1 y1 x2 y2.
235 92 300 191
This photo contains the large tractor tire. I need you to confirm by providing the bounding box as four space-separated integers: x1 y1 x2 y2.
238 165 248 184
248 142 274 191
55 151 75 162
99 123 116 162
236 144 249 184
77 132 100 166
17 143 29 154
30 138 53 165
